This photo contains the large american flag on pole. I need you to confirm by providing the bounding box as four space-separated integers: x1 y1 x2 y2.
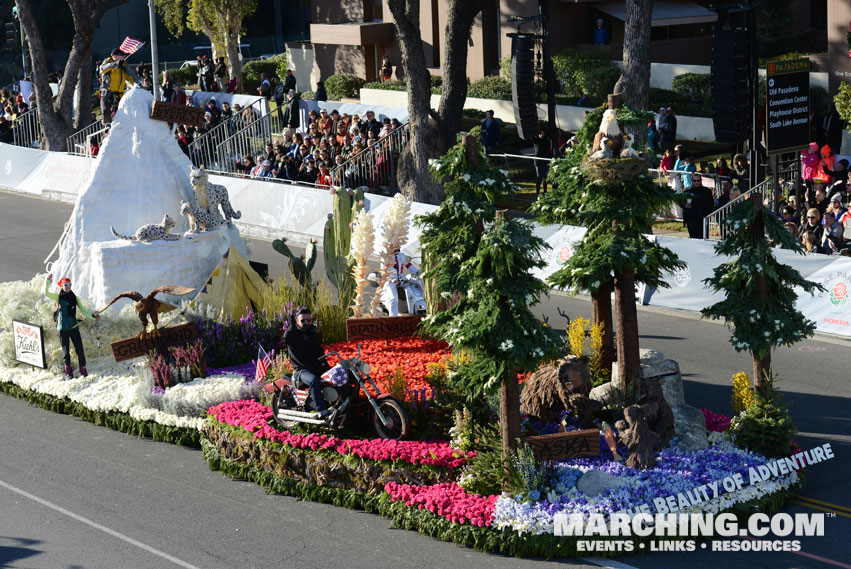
119 37 144 55
255 345 273 382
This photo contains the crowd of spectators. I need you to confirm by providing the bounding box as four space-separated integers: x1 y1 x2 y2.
231 104 406 189
788 141 851 254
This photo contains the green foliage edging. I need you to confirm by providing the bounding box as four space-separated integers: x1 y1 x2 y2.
202 436 804 559
0 381 200 447
203 421 458 490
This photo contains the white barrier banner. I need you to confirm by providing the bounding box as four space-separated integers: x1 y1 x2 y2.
794 257 851 337
648 236 735 312
531 225 588 282
6 141 851 339
0 142 50 194
43 153 92 198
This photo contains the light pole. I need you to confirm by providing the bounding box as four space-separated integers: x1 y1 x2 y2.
11 6 27 77
148 0 160 100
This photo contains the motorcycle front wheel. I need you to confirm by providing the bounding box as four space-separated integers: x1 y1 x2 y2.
271 390 299 430
371 397 410 440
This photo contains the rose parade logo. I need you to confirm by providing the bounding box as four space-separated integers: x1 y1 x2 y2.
556 245 571 266
673 264 691 287
818 273 850 308
829 282 848 307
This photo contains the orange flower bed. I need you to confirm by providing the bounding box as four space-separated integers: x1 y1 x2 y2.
323 337 451 398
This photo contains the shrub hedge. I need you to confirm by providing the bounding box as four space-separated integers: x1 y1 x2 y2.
325 73 366 100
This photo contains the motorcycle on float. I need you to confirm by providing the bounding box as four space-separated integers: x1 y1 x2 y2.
263 344 410 440
366 272 427 316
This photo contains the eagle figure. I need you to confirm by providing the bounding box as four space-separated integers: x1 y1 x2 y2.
100 285 195 338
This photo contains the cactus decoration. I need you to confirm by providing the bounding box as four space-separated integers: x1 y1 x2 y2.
369 192 412 317
272 237 318 289
349 209 375 318
323 186 366 308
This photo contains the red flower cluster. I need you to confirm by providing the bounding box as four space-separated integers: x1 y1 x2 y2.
323 337 451 397
384 481 498 527
209 400 469 468
701 408 732 432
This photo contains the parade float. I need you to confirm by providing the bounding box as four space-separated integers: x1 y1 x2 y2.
0 95 816 557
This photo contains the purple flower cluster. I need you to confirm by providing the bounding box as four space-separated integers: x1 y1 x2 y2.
197 305 300 367
207 361 258 382
526 410 584 436
541 442 768 516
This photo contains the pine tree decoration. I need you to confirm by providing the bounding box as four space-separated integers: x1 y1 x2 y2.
532 104 683 387
418 136 561 473
729 374 797 459
701 195 824 387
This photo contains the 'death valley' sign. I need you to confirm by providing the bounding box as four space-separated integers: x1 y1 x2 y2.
12 319 46 369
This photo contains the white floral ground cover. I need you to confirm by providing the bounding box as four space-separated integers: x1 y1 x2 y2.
0 277 256 430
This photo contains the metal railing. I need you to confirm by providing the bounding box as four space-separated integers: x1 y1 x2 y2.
66 119 109 156
194 109 274 173
11 107 41 149
703 178 772 240
329 122 409 193
187 98 267 168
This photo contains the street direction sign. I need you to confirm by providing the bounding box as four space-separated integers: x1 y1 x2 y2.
765 58 810 155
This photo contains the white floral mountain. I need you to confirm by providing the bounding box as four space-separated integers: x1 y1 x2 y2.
50 87 246 309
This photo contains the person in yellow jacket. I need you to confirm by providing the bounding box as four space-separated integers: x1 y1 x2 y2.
99 48 135 124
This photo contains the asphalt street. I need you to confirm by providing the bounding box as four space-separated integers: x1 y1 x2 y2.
0 188 849 569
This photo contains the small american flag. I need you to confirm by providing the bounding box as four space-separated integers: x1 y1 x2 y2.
255 345 272 382
119 37 144 55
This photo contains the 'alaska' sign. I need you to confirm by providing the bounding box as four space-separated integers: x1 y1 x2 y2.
523 429 601 461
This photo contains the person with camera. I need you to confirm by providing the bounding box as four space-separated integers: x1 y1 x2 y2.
283 308 331 419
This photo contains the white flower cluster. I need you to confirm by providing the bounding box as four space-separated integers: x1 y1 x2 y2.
350 209 375 262
498 339 514 352
0 274 258 432
381 193 412 250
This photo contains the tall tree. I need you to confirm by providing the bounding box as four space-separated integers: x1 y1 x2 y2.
155 0 257 84
418 136 561 471
387 0 485 204
532 105 682 387
701 194 823 387
15 0 130 150
613 0 653 143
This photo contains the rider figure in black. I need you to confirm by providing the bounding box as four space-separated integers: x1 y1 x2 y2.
283 308 331 419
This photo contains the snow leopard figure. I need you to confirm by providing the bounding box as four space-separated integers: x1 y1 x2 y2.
110 214 180 242
188 166 242 227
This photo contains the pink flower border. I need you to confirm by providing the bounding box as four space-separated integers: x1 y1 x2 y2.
208 400 470 468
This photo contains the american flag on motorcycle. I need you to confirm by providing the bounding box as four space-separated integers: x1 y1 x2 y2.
255 345 272 382
119 37 144 55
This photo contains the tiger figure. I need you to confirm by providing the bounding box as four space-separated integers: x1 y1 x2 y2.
188 166 242 227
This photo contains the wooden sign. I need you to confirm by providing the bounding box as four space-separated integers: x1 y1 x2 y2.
12 319 46 369
523 429 601 461
346 315 423 341
110 322 199 362
150 101 205 128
